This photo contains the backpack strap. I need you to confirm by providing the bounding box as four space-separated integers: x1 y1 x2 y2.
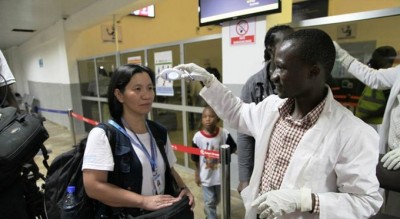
40 144 50 170
96 122 117 153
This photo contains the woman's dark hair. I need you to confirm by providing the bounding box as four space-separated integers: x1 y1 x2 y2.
107 64 156 121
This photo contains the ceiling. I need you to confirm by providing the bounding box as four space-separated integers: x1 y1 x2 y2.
0 0 155 50
0 0 99 49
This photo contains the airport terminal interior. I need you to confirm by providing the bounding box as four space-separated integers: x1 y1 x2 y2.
2 0 400 218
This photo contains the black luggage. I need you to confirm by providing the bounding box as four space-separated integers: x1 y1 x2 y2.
0 106 49 167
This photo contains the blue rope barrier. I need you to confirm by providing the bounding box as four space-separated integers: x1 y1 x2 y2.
37 107 69 115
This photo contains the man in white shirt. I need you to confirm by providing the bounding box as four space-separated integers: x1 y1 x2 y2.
174 28 382 219
0 50 19 110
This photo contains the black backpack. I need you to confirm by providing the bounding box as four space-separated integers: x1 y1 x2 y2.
0 106 50 218
43 123 115 219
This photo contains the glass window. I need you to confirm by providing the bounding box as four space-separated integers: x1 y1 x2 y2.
92 55 116 98
78 59 95 97
184 39 222 106
152 108 186 165
82 100 100 132
101 102 111 122
187 111 202 169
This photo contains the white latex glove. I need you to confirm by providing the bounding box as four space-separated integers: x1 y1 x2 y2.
381 147 400 170
174 63 215 87
251 188 312 219
333 41 356 71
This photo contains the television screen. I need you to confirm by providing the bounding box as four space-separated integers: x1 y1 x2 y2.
130 5 155 18
199 0 281 26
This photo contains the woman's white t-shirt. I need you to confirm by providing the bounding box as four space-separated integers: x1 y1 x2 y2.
82 127 177 195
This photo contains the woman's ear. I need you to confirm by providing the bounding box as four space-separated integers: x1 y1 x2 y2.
114 89 124 103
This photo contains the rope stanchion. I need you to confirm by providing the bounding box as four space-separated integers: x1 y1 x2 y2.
220 145 231 219
37 107 69 115
172 144 219 158
70 112 99 126
67 109 77 146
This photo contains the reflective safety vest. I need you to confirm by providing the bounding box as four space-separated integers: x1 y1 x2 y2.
355 86 390 124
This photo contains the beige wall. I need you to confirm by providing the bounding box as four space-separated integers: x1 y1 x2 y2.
67 0 400 58
329 0 400 15
267 0 400 28
68 0 221 59
310 16 400 46
68 0 400 63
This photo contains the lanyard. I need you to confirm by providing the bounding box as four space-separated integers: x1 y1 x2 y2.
108 120 158 172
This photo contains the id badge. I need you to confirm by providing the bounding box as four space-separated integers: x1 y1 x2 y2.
153 171 164 195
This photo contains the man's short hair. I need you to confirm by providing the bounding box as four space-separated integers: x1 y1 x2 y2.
285 28 335 80
264 25 294 61
368 46 397 69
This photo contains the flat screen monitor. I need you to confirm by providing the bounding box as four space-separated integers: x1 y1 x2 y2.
130 5 155 18
199 0 281 26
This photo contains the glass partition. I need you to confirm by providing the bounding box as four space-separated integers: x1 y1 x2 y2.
78 59 95 97
81 100 100 131
152 108 185 165
184 39 222 106
92 55 115 97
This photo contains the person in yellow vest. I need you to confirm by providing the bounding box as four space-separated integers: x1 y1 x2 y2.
355 46 397 127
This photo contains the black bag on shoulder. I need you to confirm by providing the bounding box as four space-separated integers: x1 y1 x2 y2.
0 106 49 166
0 106 49 189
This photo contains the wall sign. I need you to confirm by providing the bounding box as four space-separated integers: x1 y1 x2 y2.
101 25 122 42
337 24 357 39
155 51 174 96
230 17 256 45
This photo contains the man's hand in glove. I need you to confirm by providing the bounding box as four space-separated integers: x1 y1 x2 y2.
381 147 400 170
333 41 356 71
251 188 312 219
174 63 215 87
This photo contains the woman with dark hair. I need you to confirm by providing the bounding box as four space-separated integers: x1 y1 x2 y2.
82 64 194 218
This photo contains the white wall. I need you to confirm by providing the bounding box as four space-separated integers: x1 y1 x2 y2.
19 20 70 85
222 16 266 85
6 20 70 96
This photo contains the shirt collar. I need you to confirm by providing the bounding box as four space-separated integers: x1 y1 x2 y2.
278 97 327 127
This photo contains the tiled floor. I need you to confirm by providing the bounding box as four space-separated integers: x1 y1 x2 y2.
35 121 246 219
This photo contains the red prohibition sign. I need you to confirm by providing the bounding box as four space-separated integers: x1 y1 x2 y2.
236 20 249 36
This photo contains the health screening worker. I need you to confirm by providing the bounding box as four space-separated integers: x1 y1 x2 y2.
172 29 382 219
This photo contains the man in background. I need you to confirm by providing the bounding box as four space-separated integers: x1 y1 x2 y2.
0 50 20 111
355 46 397 129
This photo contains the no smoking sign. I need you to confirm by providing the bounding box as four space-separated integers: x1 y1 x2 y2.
236 20 249 36
230 17 256 45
